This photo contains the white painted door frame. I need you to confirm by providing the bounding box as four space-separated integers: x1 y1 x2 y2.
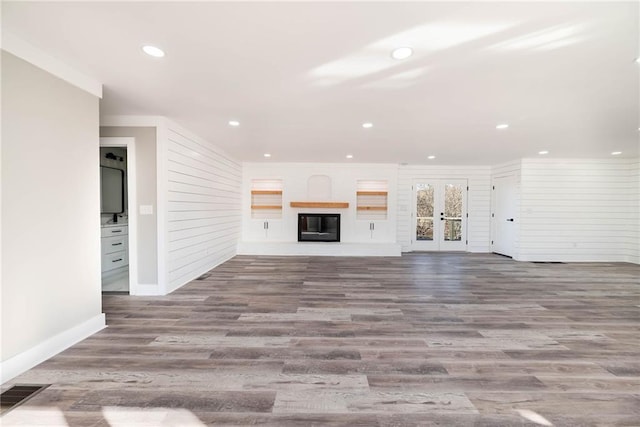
100 137 138 295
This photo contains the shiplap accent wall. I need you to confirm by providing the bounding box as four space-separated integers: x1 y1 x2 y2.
164 122 242 293
490 161 522 258
519 158 638 263
397 165 492 252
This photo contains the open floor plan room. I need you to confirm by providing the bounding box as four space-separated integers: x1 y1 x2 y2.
2 253 639 426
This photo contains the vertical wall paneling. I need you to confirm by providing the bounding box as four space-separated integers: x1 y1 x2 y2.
397 165 492 252
163 121 242 293
518 158 637 262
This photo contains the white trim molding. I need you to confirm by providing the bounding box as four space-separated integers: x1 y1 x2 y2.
0 314 106 384
1 32 102 98
100 115 167 128
238 242 402 257
134 283 162 296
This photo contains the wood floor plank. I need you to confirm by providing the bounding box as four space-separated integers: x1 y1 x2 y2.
2 252 638 426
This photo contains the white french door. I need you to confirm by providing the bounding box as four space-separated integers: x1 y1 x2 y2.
412 179 468 251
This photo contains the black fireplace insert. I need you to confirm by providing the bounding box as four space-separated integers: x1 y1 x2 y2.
298 213 340 242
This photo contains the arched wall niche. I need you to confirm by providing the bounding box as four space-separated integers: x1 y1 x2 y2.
307 175 332 200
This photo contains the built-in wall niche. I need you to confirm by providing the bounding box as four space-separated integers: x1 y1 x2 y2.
357 180 388 220
251 179 283 219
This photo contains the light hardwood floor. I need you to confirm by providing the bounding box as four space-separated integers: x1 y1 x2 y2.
2 253 639 426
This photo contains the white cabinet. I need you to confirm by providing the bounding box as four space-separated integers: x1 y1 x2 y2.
246 219 284 241
101 224 128 274
355 220 391 242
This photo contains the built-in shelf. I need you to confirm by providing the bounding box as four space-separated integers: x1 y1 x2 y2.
357 181 388 220
290 202 349 208
251 179 283 218
251 190 282 195
251 205 282 210
356 191 388 196
357 206 387 211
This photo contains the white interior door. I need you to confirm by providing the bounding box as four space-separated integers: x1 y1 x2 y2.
493 174 518 257
412 179 467 251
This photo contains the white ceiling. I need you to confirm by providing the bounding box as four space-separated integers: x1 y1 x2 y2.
3 1 639 164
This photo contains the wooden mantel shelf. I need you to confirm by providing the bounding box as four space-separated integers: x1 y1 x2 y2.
290 201 349 208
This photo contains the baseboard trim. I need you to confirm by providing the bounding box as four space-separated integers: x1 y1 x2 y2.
1 313 106 384
238 241 401 257
133 283 161 296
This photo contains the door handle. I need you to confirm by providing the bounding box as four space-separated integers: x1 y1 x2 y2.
506 218 514 222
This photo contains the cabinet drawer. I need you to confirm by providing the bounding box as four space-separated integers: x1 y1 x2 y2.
102 250 128 272
101 225 128 237
102 235 127 256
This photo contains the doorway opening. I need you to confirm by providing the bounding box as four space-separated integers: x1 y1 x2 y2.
412 179 468 251
100 137 137 294
492 174 518 258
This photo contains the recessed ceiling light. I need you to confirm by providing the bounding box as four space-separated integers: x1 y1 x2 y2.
611 151 622 155
142 45 165 58
427 155 436 160
496 123 509 129
362 122 373 129
635 57 640 64
346 154 353 159
538 150 549 155
391 47 413 60
228 120 240 127
263 153 271 158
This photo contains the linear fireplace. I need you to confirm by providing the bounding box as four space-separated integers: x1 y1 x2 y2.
298 213 340 242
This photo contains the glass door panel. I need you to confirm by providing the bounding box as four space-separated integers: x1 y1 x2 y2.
443 183 463 242
415 184 434 241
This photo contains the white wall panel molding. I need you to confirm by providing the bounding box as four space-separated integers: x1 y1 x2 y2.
163 121 241 294
518 158 638 263
100 115 166 127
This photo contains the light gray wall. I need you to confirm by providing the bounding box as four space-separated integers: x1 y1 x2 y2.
1 51 101 361
100 126 158 285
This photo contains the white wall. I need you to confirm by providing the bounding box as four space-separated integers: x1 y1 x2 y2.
1 51 104 380
397 165 492 252
100 127 158 286
164 122 242 293
518 158 638 263
242 163 399 246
